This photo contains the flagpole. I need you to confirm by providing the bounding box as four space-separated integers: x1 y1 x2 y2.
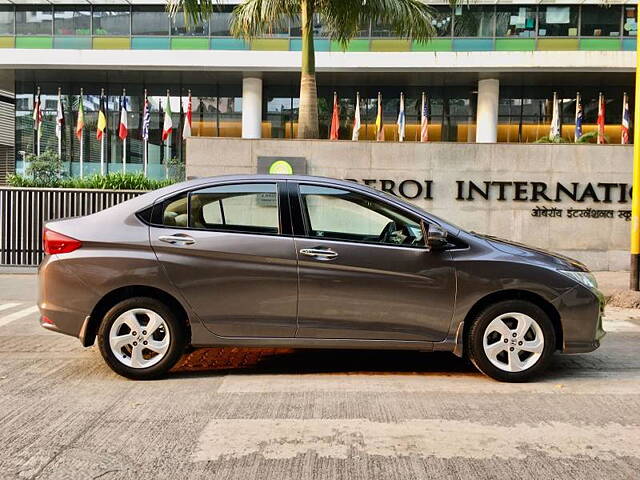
36 86 41 157
574 92 580 142
57 87 62 160
79 88 84 178
100 88 105 176
143 89 148 177
122 88 126 174
165 89 170 180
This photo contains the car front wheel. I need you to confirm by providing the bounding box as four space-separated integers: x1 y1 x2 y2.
466 300 556 382
97 297 186 380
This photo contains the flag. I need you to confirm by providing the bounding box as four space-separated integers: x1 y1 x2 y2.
162 92 173 141
329 92 339 140
96 94 107 140
397 92 406 142
182 92 192 139
597 93 606 144
118 96 128 141
352 92 361 141
574 92 583 141
55 91 64 140
622 92 630 145
142 95 150 141
76 93 84 140
32 91 42 138
420 92 429 142
549 92 561 139
375 92 384 141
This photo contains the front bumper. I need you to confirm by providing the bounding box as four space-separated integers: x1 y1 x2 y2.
552 284 606 354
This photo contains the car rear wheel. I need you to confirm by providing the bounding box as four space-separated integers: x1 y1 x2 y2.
97 297 186 380
466 300 556 382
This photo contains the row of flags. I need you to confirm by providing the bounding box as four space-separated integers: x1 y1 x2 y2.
330 91 431 142
550 91 631 145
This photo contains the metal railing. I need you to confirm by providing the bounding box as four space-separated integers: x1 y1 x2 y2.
0 187 143 266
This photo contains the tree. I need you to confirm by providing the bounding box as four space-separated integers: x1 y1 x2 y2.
167 0 441 139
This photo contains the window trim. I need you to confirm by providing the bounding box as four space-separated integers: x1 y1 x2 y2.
292 182 429 250
149 180 289 237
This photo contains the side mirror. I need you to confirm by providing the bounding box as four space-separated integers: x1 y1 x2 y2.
422 221 448 250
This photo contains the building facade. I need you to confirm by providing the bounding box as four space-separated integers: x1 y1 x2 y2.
0 0 635 180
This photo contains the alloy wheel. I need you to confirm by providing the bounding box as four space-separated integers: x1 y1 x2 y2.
108 308 171 369
482 312 544 373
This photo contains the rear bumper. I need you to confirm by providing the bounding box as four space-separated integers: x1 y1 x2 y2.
38 255 98 343
553 284 606 354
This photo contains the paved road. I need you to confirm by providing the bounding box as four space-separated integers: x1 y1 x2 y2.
1 274 639 479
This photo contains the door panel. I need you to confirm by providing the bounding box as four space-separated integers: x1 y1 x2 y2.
295 238 455 341
149 181 298 338
291 182 455 342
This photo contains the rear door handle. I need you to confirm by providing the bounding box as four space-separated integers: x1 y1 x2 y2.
300 248 338 260
158 234 196 246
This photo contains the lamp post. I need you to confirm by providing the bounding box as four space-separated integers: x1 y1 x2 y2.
631 9 640 290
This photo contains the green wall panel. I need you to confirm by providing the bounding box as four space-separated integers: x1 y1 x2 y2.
0 37 14 48
331 39 370 52
289 38 330 52
371 39 410 52
15 37 52 49
453 39 494 51
211 38 247 50
170 38 208 50
537 38 579 51
250 38 289 51
579 38 621 51
53 37 91 49
495 39 535 51
93 37 130 50
132 37 171 50
623 38 636 51
412 39 452 51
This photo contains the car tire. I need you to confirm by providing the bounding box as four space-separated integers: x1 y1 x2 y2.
465 300 556 382
97 297 186 380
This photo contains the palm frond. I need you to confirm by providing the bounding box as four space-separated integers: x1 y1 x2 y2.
166 0 217 25
318 0 437 46
230 0 300 39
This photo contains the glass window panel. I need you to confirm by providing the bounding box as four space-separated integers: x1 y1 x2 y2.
171 13 209 36
431 6 453 37
537 6 579 37
0 6 14 35
16 6 52 35
290 13 329 37
190 184 279 234
299 185 423 247
624 6 637 37
54 7 91 36
372 20 394 38
495 6 536 38
210 6 234 36
93 7 130 36
132 7 170 36
581 5 622 37
454 6 494 37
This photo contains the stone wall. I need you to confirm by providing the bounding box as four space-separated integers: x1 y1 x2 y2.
186 138 633 271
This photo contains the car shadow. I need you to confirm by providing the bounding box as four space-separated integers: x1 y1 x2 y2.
170 347 476 378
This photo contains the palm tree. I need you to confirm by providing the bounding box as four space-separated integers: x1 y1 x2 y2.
167 0 441 139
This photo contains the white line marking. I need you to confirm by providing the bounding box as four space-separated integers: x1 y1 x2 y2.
193 419 640 461
218 373 640 395
0 303 20 313
0 305 39 328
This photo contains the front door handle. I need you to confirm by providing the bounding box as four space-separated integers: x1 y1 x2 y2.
300 248 338 260
158 234 196 246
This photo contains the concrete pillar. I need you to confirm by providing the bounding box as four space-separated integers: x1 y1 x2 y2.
242 76 262 139
475 78 499 143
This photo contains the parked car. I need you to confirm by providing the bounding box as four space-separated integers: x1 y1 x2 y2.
38 175 605 382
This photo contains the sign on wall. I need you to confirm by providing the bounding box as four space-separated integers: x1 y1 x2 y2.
257 156 307 175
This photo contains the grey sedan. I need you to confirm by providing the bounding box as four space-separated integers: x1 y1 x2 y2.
38 175 605 381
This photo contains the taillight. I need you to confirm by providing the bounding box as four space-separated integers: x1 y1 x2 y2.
43 229 82 255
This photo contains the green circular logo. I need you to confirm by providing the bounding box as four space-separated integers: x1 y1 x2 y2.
268 160 294 175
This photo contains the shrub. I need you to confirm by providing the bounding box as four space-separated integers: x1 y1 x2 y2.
7 172 174 191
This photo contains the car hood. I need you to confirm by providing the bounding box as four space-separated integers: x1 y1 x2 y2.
474 233 589 272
